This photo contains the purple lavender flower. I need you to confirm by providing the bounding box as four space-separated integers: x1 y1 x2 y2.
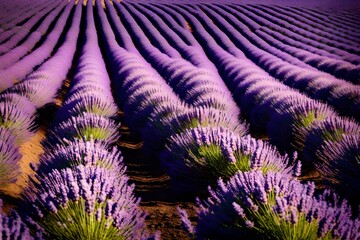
60 94 118 119
0 101 36 145
177 207 195 236
34 137 125 176
6 79 59 108
22 165 148 239
44 113 120 149
316 135 360 205
184 171 360 239
142 105 248 155
0 93 36 115
268 99 336 152
302 116 360 165
161 126 295 194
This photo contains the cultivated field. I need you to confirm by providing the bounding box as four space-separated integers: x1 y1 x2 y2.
0 0 359 239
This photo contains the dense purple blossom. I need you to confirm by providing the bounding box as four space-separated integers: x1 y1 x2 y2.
180 171 360 239
0 101 36 145
142 106 248 155
161 126 295 193
316 135 360 204
268 99 336 152
302 116 360 165
22 165 148 239
7 79 60 108
34 137 125 176
0 93 36 115
55 95 118 123
44 113 120 149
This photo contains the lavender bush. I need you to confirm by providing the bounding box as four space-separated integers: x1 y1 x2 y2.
316 135 360 205
33 137 125 176
44 113 120 149
161 126 297 193
179 171 360 239
22 165 149 239
0 101 36 145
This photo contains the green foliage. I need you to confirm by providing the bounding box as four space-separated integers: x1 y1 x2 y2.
189 144 251 179
78 127 114 141
41 199 125 240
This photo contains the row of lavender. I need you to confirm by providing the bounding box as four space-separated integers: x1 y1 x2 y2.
0 0 56 35
194 4 360 121
1 1 155 239
98 1 359 239
0 0 73 91
1 0 81 238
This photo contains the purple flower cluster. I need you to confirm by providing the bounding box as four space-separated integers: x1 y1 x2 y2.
268 99 336 152
179 171 360 239
142 106 248 156
302 117 360 165
23 165 147 239
161 126 295 193
316 135 360 204
0 199 35 240
44 113 120 148
0 97 36 145
33 137 126 176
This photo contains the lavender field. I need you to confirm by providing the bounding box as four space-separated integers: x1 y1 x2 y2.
0 0 359 239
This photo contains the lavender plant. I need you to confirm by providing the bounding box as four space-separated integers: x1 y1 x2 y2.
302 116 360 165
44 113 120 148
22 165 148 240
0 93 36 115
161 126 296 193
55 95 118 123
142 106 248 154
316 135 360 204
268 100 336 152
33 137 125 176
179 171 360 239
0 101 36 145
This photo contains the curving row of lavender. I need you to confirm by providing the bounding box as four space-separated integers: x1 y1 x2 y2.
0 0 359 239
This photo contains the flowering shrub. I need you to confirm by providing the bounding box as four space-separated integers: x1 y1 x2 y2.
179 171 360 239
161 126 296 193
23 165 148 240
